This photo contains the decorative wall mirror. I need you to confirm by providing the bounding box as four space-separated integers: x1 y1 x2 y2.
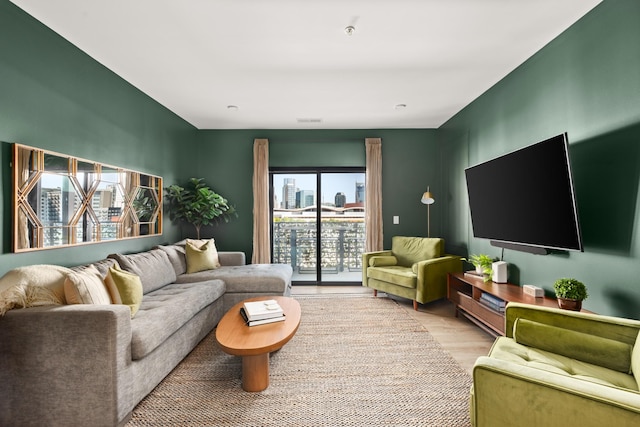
13 144 162 252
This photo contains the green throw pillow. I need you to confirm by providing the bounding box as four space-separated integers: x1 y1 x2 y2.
107 265 143 318
369 256 398 267
185 239 220 273
513 318 633 374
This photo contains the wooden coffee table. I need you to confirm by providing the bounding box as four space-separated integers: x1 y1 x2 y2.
215 296 301 392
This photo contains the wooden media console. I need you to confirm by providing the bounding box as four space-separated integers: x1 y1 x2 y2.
447 272 559 337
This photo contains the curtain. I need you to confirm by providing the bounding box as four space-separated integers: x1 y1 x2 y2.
252 139 271 264
365 138 383 252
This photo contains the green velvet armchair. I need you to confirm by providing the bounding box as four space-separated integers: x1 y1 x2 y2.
362 236 462 310
471 302 640 427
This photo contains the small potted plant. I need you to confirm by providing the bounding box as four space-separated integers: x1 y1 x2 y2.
463 254 495 282
553 278 588 311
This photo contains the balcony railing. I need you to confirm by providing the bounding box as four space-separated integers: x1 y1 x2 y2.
273 218 365 277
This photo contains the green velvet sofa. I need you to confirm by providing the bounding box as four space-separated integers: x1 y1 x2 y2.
471 302 640 427
362 236 462 310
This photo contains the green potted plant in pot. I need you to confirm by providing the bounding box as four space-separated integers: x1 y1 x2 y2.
165 178 237 239
463 254 495 282
553 278 588 311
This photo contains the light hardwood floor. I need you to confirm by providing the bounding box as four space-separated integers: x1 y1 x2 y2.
291 285 495 374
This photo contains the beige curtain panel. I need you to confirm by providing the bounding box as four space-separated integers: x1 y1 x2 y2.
252 139 271 264
365 138 383 252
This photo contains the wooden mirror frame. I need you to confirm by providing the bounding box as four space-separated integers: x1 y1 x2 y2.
12 143 162 252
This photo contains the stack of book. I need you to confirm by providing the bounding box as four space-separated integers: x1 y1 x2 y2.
464 270 485 279
479 293 506 313
240 299 286 326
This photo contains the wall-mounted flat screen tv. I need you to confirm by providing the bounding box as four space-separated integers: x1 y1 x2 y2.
465 133 583 254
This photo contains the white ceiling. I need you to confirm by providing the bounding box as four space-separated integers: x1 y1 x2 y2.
11 0 602 130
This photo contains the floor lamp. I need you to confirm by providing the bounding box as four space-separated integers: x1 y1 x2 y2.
421 187 435 237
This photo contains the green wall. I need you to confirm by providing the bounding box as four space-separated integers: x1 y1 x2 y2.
191 130 442 258
0 1 444 276
3 0 637 319
441 0 640 318
0 0 196 274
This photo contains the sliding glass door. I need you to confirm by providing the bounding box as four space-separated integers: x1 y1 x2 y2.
271 168 365 285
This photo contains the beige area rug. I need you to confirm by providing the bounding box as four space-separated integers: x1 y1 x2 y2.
127 296 473 426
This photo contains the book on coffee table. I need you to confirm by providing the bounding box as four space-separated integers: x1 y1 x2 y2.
242 299 284 321
240 307 286 326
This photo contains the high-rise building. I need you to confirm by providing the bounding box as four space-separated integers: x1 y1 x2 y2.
40 186 81 246
296 190 315 208
41 188 61 222
355 182 365 203
335 192 346 207
282 178 296 209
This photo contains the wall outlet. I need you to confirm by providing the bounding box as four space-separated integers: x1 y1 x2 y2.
393 216 399 224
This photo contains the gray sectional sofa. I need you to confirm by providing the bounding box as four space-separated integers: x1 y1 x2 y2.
0 240 292 427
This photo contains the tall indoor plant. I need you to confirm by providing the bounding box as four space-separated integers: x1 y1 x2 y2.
165 178 237 239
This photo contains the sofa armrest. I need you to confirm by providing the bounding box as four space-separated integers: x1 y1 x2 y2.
219 251 246 266
471 356 640 427
0 304 133 426
414 254 462 303
362 250 393 286
505 302 640 346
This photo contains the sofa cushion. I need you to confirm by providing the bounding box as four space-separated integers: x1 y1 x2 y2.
489 336 638 391
174 264 292 294
107 266 143 318
155 244 187 276
70 260 121 303
158 241 247 271
513 318 633 374
71 258 119 279
391 236 443 267
366 266 416 289
130 279 225 360
186 239 220 273
108 249 177 294
64 265 112 305
369 255 398 267
102 272 122 305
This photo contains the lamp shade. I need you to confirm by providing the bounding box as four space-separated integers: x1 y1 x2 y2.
421 187 435 205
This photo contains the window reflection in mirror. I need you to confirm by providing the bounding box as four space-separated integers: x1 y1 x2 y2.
13 144 162 252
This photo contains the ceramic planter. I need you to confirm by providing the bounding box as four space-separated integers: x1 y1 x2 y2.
557 297 582 311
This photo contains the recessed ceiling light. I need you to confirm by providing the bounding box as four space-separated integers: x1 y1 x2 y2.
344 26 355 36
227 105 239 111
394 104 407 110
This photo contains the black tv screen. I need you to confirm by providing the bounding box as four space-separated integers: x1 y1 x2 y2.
465 133 583 253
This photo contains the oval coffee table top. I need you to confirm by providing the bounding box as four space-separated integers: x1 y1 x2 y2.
216 296 301 357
